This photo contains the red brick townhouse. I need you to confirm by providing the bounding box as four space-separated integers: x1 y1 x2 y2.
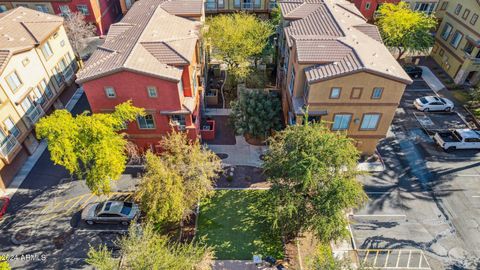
349 0 400 21
0 0 122 35
76 0 204 153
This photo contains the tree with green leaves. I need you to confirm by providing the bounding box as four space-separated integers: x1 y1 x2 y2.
135 131 222 225
135 151 186 225
0 258 10 270
36 101 144 195
204 13 273 107
159 131 222 216
262 121 367 243
230 90 282 139
376 2 437 60
87 223 214 270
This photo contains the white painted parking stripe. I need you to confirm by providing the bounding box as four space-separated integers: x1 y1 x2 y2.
472 196 480 198
350 214 406 218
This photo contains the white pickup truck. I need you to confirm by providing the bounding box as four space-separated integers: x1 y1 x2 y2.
433 129 480 151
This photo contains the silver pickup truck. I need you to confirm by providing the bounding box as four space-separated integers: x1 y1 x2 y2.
433 129 480 151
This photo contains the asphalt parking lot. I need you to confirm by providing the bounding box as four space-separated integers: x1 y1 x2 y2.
350 79 480 269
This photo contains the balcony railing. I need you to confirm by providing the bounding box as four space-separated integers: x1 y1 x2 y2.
205 2 217 10
269 1 276 9
0 135 19 157
26 105 45 125
241 2 253 9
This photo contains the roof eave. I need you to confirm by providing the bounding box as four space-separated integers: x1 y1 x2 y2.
307 69 413 85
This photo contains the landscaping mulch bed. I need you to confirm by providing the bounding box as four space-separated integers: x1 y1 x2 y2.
215 165 269 188
244 134 266 146
179 212 197 243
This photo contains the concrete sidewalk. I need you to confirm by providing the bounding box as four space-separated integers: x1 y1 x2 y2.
207 135 266 167
1 87 85 197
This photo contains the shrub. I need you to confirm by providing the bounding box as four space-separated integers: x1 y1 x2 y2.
230 90 282 138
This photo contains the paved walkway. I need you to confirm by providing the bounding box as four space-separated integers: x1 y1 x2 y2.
207 135 266 167
1 87 85 197
204 108 232 116
420 66 446 92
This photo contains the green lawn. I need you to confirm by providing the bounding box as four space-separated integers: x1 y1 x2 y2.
197 190 283 260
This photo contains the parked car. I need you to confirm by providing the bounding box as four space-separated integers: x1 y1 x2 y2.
0 196 10 219
433 129 480 151
414 96 454 112
81 201 139 225
404 65 423 78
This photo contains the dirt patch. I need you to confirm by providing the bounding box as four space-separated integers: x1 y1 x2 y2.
179 212 197 243
284 233 319 270
215 166 269 188
244 134 266 146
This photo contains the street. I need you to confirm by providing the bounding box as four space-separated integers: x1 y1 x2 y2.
351 79 480 269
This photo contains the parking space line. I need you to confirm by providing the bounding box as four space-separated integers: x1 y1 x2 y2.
395 250 401 268
351 214 406 218
65 194 88 214
80 193 96 209
407 250 412 268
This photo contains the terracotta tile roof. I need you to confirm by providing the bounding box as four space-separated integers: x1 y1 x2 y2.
279 0 412 84
353 24 383 43
0 7 63 74
76 0 202 84
161 0 204 15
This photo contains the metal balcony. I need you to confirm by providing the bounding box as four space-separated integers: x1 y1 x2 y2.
26 105 45 125
0 135 19 158
205 2 217 10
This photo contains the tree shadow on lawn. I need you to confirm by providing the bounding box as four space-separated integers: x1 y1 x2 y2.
197 190 283 260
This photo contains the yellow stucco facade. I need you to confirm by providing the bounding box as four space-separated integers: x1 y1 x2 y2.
280 41 408 156
0 24 77 191
431 0 480 86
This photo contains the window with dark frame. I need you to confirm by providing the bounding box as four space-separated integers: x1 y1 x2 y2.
471 14 478 25
439 49 445 56
450 31 463 48
351 88 362 99
330 87 341 99
372 87 383 99
440 1 447 10
462 9 470 20
464 41 475 55
440 23 453 40
137 114 155 129
454 4 462 15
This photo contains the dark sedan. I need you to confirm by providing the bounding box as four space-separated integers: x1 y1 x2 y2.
404 65 423 79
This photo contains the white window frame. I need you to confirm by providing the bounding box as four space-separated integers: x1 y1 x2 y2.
41 42 54 59
5 71 22 93
360 114 381 130
4 117 20 137
330 87 341 99
105 87 116 98
147 86 158 98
